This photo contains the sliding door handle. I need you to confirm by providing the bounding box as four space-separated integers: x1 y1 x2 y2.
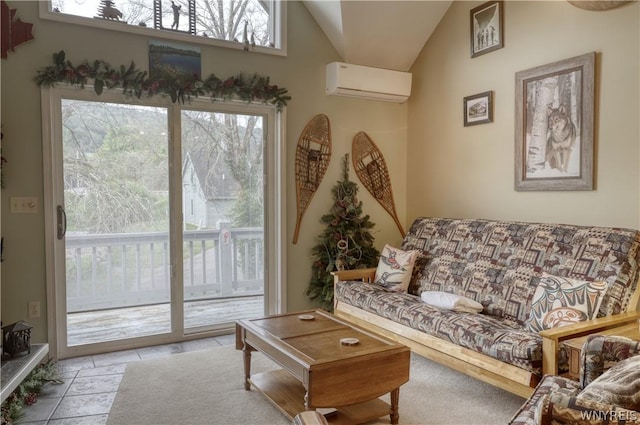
57 205 67 240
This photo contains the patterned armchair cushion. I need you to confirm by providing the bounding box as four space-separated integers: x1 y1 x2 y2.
508 375 582 425
400 218 640 327
537 392 640 425
577 355 640 411
509 336 640 425
525 274 609 333
580 334 640 388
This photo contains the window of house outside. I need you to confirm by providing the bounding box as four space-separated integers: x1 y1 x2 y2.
39 0 286 56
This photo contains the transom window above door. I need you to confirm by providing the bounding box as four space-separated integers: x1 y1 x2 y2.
39 0 286 56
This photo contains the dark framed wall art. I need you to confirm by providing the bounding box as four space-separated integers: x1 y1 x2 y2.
463 91 493 126
470 1 504 58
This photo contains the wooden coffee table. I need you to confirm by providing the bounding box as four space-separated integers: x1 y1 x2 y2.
236 309 410 425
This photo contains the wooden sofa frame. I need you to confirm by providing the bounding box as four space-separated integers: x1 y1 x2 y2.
333 268 640 398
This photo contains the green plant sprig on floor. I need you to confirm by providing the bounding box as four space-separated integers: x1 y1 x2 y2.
1 361 63 425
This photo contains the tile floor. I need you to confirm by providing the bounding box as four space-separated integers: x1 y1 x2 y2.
15 334 236 425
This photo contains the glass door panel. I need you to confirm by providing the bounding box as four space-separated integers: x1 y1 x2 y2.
181 109 265 330
61 99 171 346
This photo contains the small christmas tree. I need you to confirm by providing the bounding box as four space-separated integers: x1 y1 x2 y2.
306 154 380 310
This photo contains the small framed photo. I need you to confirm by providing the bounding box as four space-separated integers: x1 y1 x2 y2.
463 91 493 126
470 1 504 58
514 52 595 191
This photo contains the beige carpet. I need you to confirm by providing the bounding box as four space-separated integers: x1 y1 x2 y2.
106 345 525 425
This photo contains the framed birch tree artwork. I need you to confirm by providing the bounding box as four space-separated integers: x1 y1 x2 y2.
514 52 595 191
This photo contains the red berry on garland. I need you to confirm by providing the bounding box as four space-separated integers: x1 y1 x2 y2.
24 393 37 405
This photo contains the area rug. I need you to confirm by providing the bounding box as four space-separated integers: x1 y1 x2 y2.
106 345 525 425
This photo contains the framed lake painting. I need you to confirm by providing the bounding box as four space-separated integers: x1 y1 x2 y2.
149 40 201 81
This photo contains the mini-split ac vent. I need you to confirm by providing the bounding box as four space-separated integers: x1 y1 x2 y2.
326 62 412 103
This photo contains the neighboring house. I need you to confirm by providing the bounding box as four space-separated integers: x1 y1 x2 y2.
182 151 240 229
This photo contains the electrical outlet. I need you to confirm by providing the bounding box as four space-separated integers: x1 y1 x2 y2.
28 301 41 319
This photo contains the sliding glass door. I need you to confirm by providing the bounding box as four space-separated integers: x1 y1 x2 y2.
181 109 265 332
43 87 283 358
61 99 172 347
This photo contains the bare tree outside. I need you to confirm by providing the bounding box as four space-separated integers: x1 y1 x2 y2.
181 110 263 227
56 0 270 233
48 0 274 350
51 0 272 47
62 100 169 234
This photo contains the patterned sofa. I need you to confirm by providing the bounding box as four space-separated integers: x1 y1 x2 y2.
509 334 640 424
333 217 640 397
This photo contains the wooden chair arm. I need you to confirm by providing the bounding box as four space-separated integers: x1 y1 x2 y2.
331 268 377 284
540 311 640 375
540 311 640 341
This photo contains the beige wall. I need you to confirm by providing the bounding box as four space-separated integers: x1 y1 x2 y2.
408 1 640 228
5 0 637 346
0 1 408 343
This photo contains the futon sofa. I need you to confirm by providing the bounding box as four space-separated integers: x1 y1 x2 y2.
333 217 640 397
509 334 640 424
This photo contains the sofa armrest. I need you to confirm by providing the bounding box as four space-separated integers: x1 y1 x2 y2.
539 311 640 376
331 268 377 284
332 268 377 311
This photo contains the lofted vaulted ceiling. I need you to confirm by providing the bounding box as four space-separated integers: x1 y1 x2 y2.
302 1 453 72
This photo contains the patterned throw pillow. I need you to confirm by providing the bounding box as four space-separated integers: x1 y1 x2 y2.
578 355 640 411
525 273 608 333
374 244 419 292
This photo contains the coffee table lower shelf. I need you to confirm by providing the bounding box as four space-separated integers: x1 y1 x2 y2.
250 369 392 425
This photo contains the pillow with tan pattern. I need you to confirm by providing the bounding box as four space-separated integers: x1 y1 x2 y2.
526 273 608 333
373 244 419 292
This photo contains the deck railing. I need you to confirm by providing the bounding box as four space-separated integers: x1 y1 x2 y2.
65 222 264 313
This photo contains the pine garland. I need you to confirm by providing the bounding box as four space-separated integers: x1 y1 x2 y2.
35 50 291 109
1 361 62 425
306 154 379 311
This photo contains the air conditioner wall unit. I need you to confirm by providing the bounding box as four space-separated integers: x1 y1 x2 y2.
326 62 412 103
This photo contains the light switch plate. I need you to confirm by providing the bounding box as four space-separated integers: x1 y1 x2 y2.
10 197 38 214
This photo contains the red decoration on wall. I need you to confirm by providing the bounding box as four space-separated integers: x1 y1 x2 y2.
1 1 34 59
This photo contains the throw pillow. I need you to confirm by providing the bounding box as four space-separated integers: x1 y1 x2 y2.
373 244 419 292
420 291 483 313
525 273 608 333
577 355 640 411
